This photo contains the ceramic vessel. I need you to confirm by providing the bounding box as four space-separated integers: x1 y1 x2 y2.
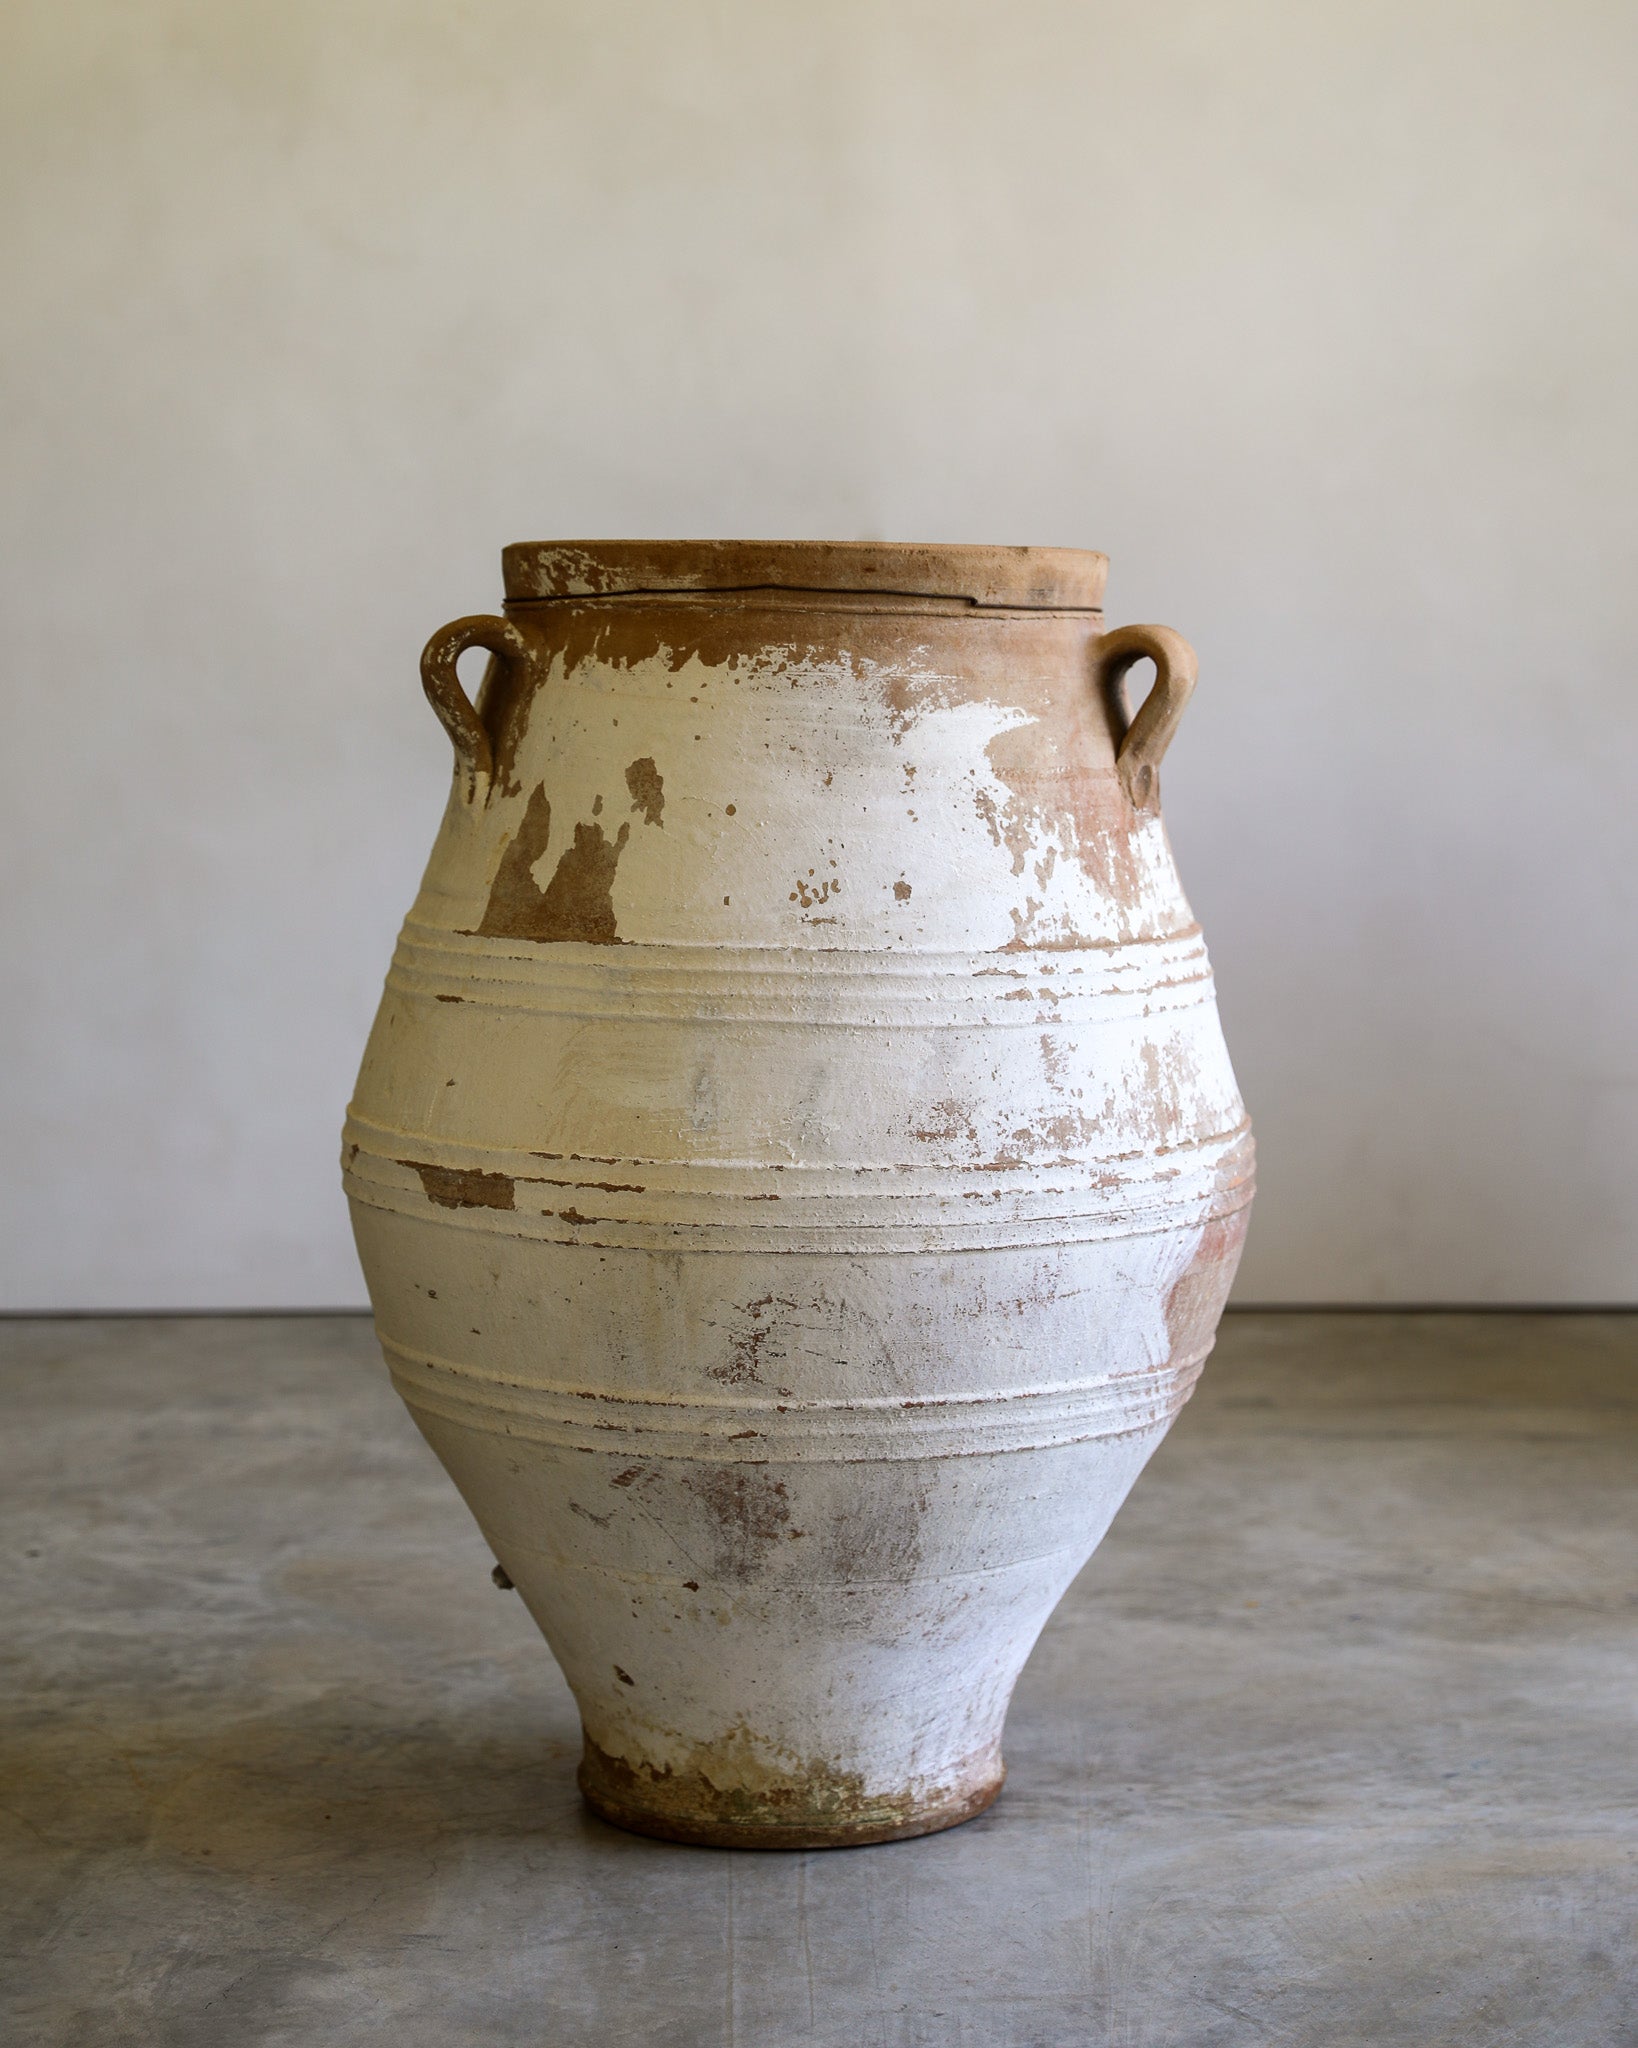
343 541 1253 1847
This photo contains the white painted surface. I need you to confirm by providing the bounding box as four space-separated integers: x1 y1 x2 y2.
2 0 1635 1306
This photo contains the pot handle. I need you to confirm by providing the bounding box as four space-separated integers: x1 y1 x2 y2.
1093 624 1198 810
420 614 532 787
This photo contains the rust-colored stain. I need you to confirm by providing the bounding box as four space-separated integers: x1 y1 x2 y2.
686 1466 791 1579
894 878 913 901
478 781 630 944
402 1162 515 1210
578 1729 1002 1849
710 1294 798 1385
624 756 665 825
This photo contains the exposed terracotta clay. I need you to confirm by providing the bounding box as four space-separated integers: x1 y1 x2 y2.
344 540 1253 1850
401 1162 515 1211
623 756 665 826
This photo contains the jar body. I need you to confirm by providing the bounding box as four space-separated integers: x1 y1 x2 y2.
344 547 1252 1846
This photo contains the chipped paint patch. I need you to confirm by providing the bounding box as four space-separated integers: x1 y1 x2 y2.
401 1162 515 1211
478 781 630 944
476 784 555 939
624 756 665 826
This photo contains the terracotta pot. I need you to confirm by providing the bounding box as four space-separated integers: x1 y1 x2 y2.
343 541 1253 1848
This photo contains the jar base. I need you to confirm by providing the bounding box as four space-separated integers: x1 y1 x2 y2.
577 1736 1004 1850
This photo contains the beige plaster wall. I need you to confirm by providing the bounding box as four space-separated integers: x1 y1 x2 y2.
3 0 1634 1307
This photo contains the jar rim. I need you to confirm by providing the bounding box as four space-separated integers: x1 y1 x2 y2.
500 540 1107 611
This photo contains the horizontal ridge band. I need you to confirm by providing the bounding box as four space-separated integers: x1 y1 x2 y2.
344 1115 1254 1253
386 923 1215 1027
384 1336 1207 1460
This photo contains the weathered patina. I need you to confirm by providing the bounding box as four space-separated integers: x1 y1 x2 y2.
344 540 1253 1847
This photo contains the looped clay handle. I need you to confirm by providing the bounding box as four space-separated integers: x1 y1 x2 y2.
1094 624 1198 811
420 615 531 789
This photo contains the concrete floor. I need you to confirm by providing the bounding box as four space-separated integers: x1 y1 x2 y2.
3 1313 1634 2047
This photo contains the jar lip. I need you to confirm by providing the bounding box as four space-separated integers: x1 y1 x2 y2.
501 540 1108 611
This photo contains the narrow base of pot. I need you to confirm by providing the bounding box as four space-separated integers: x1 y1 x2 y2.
578 1736 1004 1850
